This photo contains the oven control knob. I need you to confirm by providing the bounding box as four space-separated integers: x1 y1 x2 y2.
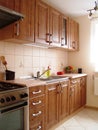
20 94 25 98
6 97 10 102
11 96 16 101
0 98 5 103
20 93 28 98
24 93 28 97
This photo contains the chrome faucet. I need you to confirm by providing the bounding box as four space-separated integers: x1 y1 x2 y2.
37 68 50 78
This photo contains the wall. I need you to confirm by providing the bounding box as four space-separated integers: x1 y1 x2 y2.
68 15 98 107
0 42 68 79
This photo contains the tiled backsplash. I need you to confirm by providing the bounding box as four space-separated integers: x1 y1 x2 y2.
0 42 68 79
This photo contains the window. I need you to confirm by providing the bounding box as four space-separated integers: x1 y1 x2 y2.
90 19 98 72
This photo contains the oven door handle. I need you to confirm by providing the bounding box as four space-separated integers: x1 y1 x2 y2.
0 101 28 114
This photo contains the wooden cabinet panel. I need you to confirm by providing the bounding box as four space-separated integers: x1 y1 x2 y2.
80 77 86 106
46 83 59 129
59 80 69 121
29 85 46 130
49 8 61 46
29 95 45 109
68 18 79 51
61 15 68 48
46 80 69 129
30 120 43 130
35 0 49 44
29 85 45 98
0 0 14 9
0 0 35 42
69 78 81 114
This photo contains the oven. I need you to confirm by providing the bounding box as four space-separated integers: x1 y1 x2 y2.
0 81 29 130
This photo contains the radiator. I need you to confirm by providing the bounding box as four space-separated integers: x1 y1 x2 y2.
94 77 98 95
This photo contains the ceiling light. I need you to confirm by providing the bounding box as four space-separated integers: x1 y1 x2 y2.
87 0 98 19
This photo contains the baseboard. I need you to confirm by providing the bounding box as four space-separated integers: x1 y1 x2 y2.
85 105 98 110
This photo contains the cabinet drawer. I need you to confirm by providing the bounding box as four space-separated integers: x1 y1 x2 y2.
30 107 44 122
29 95 45 108
30 120 44 130
29 85 45 98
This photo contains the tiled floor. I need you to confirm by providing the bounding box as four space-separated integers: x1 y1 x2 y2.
50 108 98 130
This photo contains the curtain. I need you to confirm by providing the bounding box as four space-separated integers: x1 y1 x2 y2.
90 18 98 71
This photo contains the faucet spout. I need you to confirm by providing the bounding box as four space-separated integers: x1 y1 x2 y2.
37 68 51 78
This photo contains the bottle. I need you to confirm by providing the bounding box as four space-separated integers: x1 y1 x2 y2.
45 66 51 78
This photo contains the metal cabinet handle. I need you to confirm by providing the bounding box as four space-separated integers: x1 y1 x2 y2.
15 22 19 36
32 111 42 117
46 33 50 43
49 34 53 44
48 87 56 91
71 81 77 84
32 90 41 95
32 100 42 105
37 125 42 130
61 38 64 46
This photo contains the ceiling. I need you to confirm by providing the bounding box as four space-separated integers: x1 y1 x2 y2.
42 0 95 17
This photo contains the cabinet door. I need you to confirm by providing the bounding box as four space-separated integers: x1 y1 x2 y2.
35 0 49 44
74 21 79 51
80 77 86 106
0 0 14 9
0 0 15 40
49 8 61 46
69 79 80 114
59 81 69 121
68 18 79 51
46 83 59 129
61 15 68 48
14 0 34 41
68 18 75 50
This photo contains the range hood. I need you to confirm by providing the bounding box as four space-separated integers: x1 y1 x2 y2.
0 5 24 28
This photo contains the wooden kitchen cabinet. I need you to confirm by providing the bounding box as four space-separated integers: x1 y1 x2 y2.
35 0 61 46
49 7 61 46
60 15 69 48
68 18 79 51
29 85 46 130
80 76 87 106
46 82 59 129
0 0 14 9
59 80 69 121
46 80 69 129
0 0 35 43
69 78 81 114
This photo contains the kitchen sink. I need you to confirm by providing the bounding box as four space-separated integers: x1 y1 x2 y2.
39 76 69 83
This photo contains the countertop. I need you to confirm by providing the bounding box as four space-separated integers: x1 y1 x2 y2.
0 73 87 88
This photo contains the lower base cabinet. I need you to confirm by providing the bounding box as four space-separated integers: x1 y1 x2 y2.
46 80 69 129
29 85 46 130
29 76 87 130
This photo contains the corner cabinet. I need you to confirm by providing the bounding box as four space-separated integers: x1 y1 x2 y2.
0 0 35 43
46 80 69 129
68 18 79 51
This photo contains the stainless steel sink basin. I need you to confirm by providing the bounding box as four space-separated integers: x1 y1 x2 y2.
39 76 69 83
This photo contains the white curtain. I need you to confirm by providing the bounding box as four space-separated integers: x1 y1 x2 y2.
90 18 98 71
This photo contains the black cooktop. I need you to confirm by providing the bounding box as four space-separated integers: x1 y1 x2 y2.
0 82 26 92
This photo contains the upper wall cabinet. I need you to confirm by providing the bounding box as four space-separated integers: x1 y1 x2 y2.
35 0 61 47
60 15 69 48
35 0 49 44
0 0 35 43
68 18 79 51
0 0 79 51
0 0 14 9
